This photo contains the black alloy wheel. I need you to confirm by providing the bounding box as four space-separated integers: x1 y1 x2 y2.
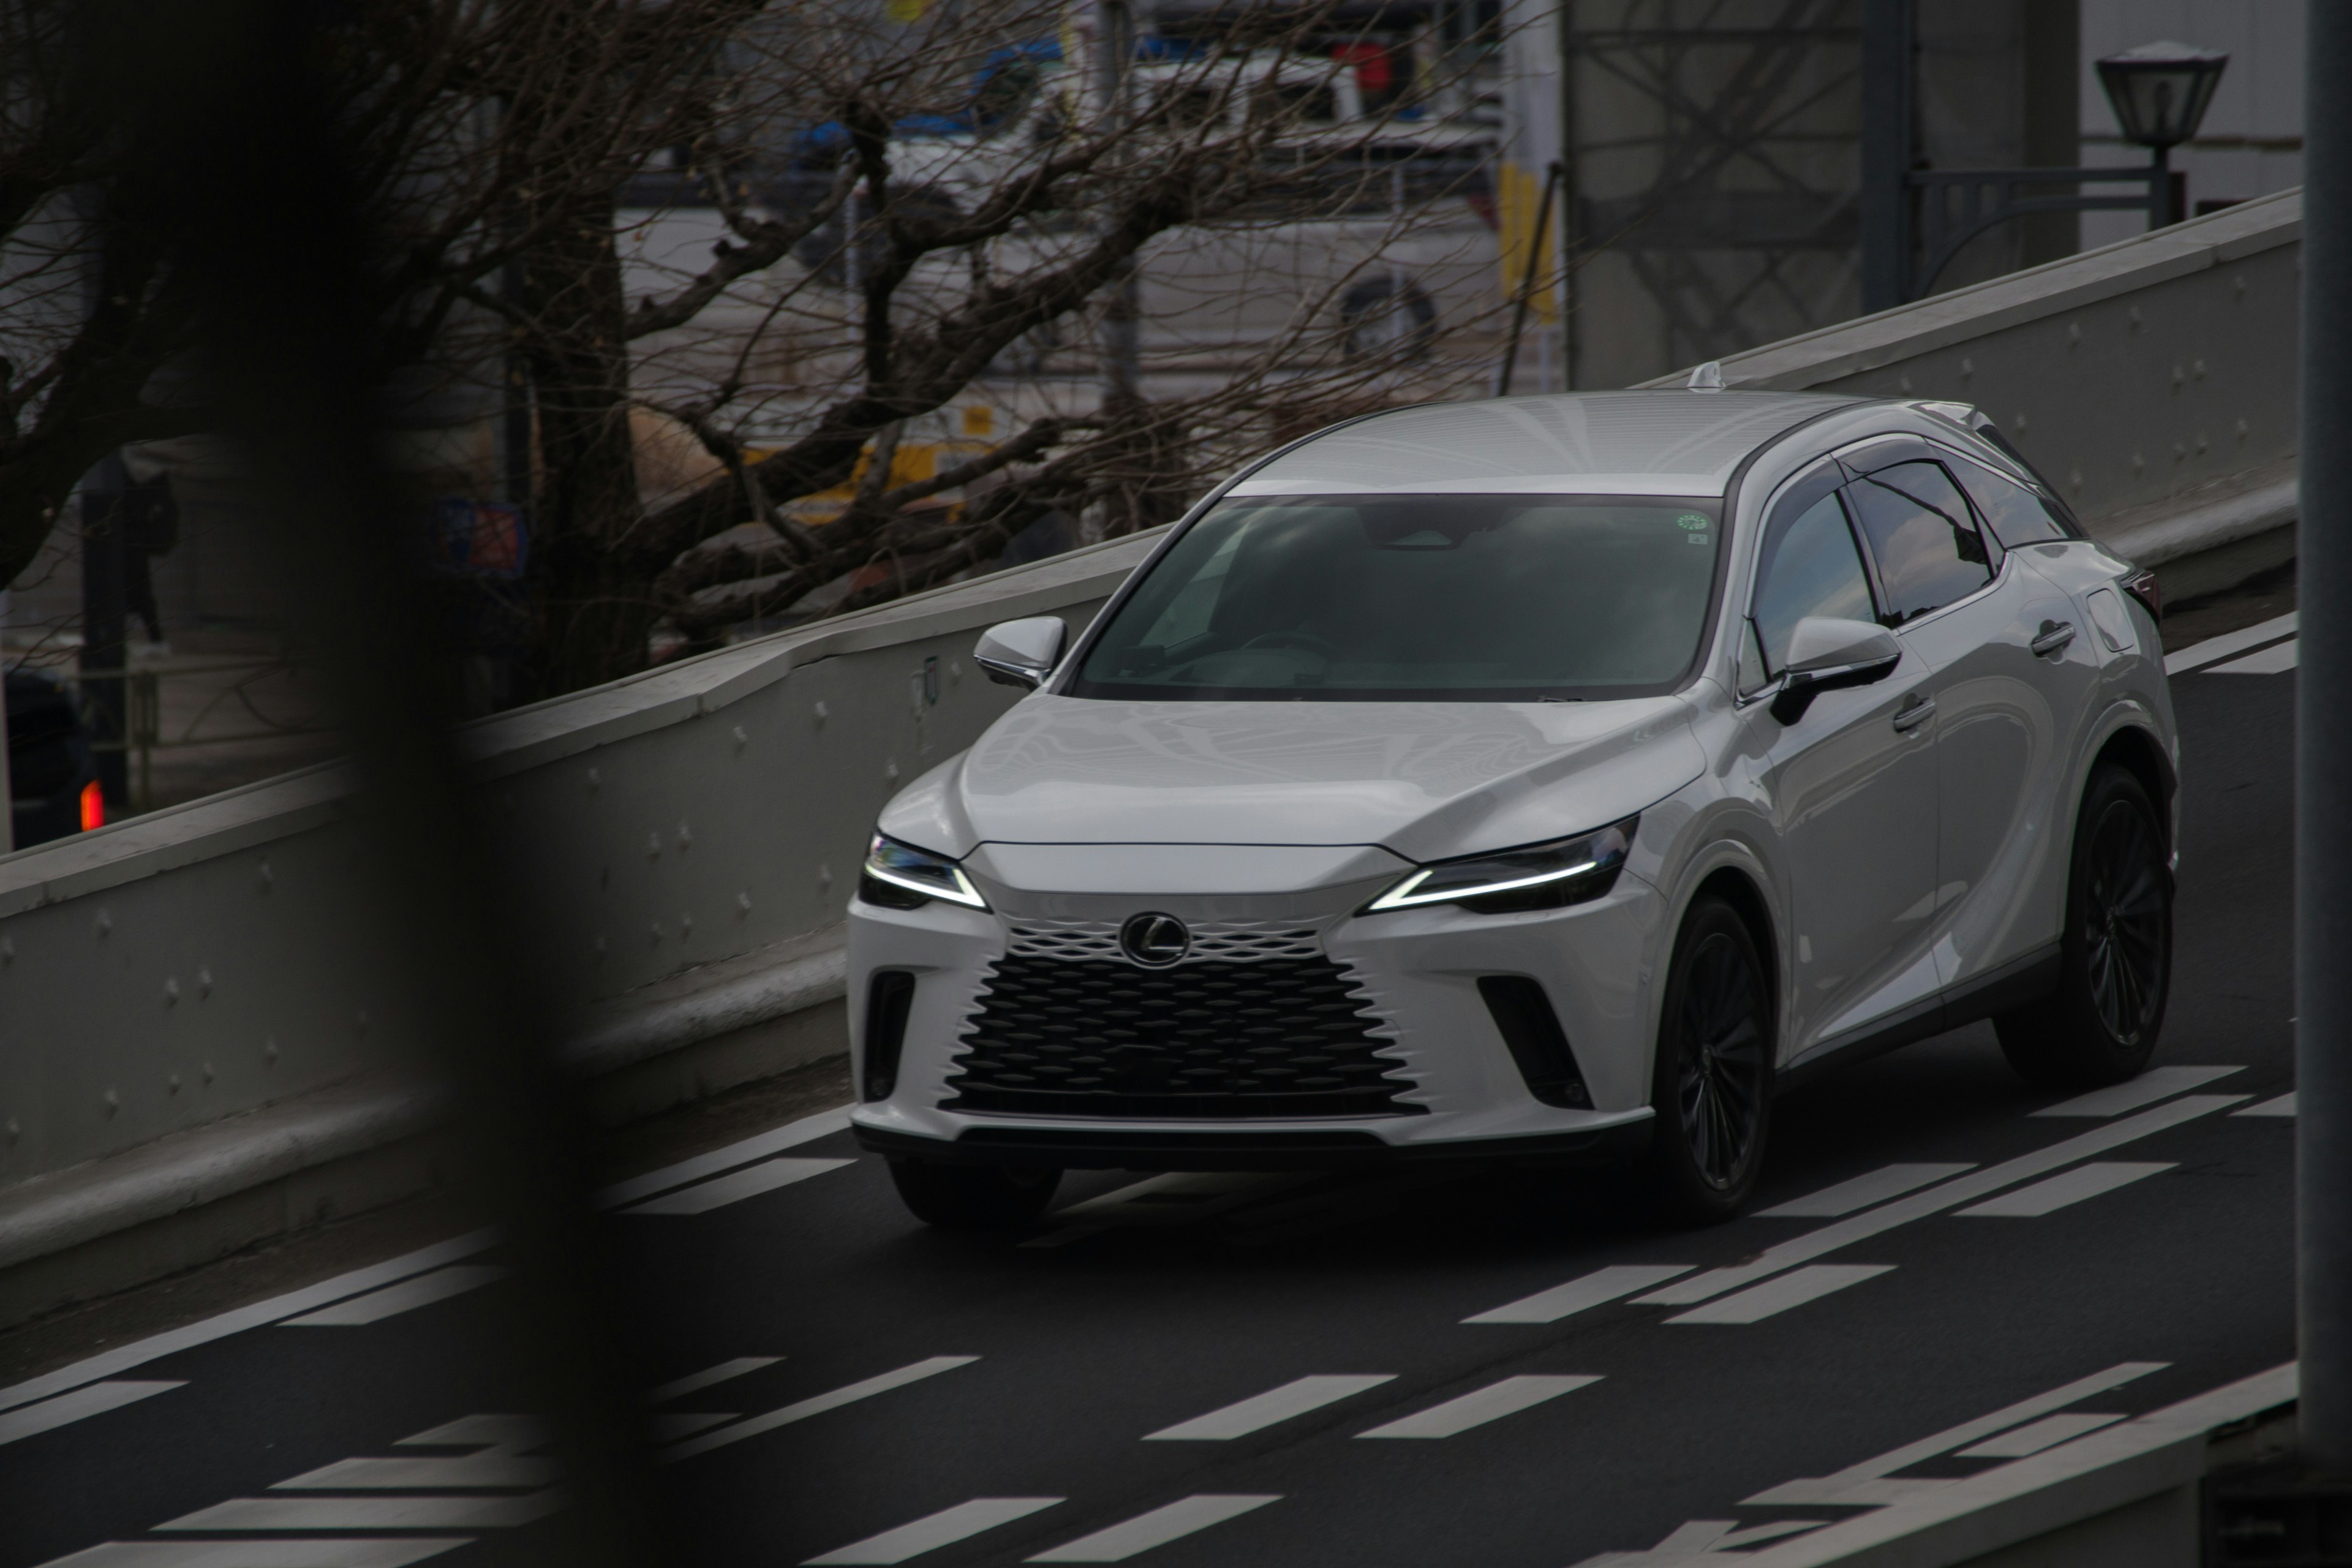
1997 764 2171 1087
1643 895 1773 1222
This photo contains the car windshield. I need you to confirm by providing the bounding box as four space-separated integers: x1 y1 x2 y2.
1069 493 1725 701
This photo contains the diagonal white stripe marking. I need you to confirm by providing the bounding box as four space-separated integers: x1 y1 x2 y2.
1636 1095 2244 1306
2210 639 2299 674
1463 1264 1694 1325
1758 1164 1976 1218
270 1453 559 1490
1021 1174 1309 1248
280 1266 507 1327
805 1499 1065 1564
397 1414 545 1449
662 1357 978 1461
2164 612 2297 674
0 1231 496 1414
35 1542 474 1567
1955 1162 2173 1216
1954 1411 2125 1458
1026 1496 1280 1562
1743 1362 2166 1504
624 1158 853 1215
0 1381 183 1446
1355 1375 1599 1438
1665 1265 1894 1324
596 1107 853 1208
650 1357 780 1404
2031 1066 2241 1117
157 1491 562 1532
1145 1376 1395 1440
2235 1092 2297 1118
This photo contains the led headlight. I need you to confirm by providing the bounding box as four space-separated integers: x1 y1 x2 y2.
859 832 990 911
1363 816 1638 915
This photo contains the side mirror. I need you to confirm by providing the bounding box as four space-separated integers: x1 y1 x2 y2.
1770 616 1901 724
974 616 1066 690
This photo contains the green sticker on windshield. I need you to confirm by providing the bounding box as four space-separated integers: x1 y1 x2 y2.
1676 513 1710 530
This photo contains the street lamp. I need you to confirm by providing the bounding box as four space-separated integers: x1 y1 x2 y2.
2095 40 2231 227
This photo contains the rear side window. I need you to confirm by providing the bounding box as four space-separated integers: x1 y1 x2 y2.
1949 456 2071 547
1845 461 1995 625
1751 488 1875 676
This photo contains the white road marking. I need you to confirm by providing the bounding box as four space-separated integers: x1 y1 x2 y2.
280 1266 508 1327
156 1491 563 1532
2165 612 2297 674
1664 1265 1895 1325
1355 1374 1599 1438
1025 1496 1280 1562
269 1453 559 1490
805 1499 1065 1564
1144 1374 1395 1440
595 1107 854 1208
663 1357 979 1461
1744 1362 2166 1505
1627 1518 1830 1558
1953 1411 2125 1458
1463 1264 1695 1325
0 1231 496 1415
649 1357 780 1403
653 1412 736 1441
1758 1164 1976 1218
1021 1173 1309 1248
2236 1092 2297 1117
396 1414 546 1449
36 1543 473 1567
1955 1161 2173 1217
0 1381 184 1446
1635 1095 2244 1306
2030 1065 2242 1117
2210 639 2299 674
624 1158 854 1215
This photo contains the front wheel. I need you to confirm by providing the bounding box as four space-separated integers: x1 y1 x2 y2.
1641 895 1773 1223
1995 764 2171 1087
888 1160 1061 1230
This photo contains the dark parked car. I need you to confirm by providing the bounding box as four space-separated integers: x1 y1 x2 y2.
7 667 102 849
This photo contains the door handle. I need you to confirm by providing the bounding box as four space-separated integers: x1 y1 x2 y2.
1891 694 1936 733
2030 620 2076 658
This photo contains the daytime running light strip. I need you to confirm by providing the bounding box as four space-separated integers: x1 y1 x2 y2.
865 862 990 909
1366 857 1603 911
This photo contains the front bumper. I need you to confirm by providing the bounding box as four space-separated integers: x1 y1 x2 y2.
846 842 1666 1171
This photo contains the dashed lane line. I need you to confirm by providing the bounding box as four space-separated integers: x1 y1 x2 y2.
1953 1411 2125 1458
1462 1264 1695 1326
0 1380 184 1447
1025 1496 1281 1562
1954 1162 2173 1218
0 1231 496 1416
2030 1065 2241 1117
623 1158 855 1215
153 1494 562 1533
1757 1164 1975 1219
662 1357 981 1461
279 1267 508 1328
39 1544 472 1567
648 1355 781 1403
2236 1092 2297 1117
1663 1265 1896 1325
1629 1094 2246 1309
2209 638 2299 674
1355 1374 1600 1438
594 1106 854 1209
1144 1375 1396 1441
804 1499 1066 1566
2164 612 2296 674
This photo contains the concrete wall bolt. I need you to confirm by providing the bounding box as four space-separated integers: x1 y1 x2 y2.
818 865 834 891
96 911 113 938
733 725 748 748
264 1038 279 1065
2129 306 2145 331
168 1074 181 1094
2198 433 2210 454
1959 357 1973 380
649 921 663 944
2238 418 2252 442
2194 359 2207 379
258 862 274 891
646 832 662 858
201 1061 216 1084
1 935 13 965
736 891 752 915
594 935 608 956
164 978 180 1006
2013 412 2029 434
104 1089 119 1114
2234 273 2247 297
884 760 900 782
4 1118 17 1143
198 968 213 998
355 1009 371 1037
680 913 695 938
677 823 692 849
587 767 601 790
814 701 830 724
2068 321 2082 345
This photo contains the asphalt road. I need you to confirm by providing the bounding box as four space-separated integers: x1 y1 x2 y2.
2 638 2302 1568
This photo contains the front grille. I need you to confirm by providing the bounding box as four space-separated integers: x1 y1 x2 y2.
945 954 1420 1118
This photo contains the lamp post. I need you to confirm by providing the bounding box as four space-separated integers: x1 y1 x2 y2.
2095 40 2231 227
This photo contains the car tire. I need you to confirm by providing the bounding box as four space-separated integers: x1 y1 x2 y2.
1995 764 2171 1088
1641 895 1774 1224
888 1160 1061 1230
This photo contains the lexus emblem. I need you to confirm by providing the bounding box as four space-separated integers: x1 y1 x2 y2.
1118 911 1191 968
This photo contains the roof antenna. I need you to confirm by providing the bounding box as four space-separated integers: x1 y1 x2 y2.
1687 361 1725 391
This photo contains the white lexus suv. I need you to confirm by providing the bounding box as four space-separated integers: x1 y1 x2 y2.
846 390 2177 1228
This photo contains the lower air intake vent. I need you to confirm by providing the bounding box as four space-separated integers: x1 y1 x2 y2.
1478 975 1593 1109
946 955 1419 1118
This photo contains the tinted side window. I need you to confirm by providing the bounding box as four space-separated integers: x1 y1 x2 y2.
1751 489 1875 675
1845 461 1994 625
1949 456 2070 547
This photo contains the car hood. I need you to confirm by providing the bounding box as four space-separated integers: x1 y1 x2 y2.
878 693 1706 865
